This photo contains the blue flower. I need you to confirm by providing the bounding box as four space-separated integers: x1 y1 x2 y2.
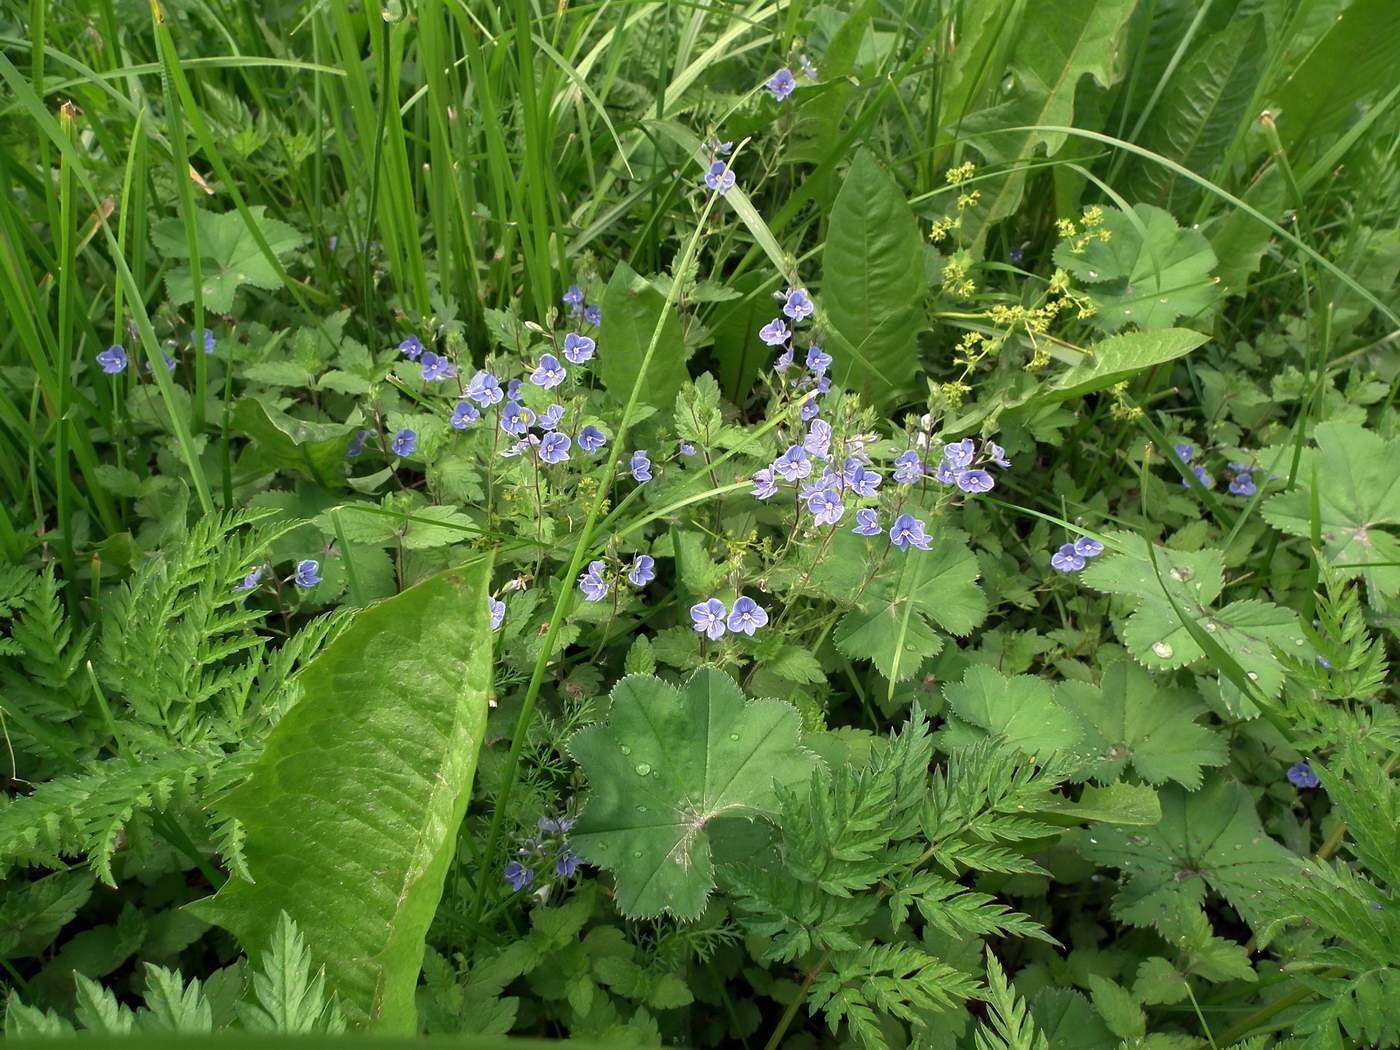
630 450 652 481
555 846 580 879
233 566 264 593
420 351 456 382
392 428 417 456
1051 544 1085 572
398 335 424 359
892 450 923 484
579 560 609 602
539 432 571 464
293 559 322 588
579 425 607 454
504 861 534 891
1072 536 1104 558
500 402 534 435
489 597 506 631
943 438 976 469
852 508 881 536
985 442 1011 468
346 429 370 456
704 161 735 195
97 345 128 374
145 350 177 372
451 402 480 429
751 467 778 499
800 398 820 422
1286 762 1319 789
691 598 727 640
799 469 838 503
679 441 697 456
843 459 882 498
759 318 791 345
506 378 522 400
955 468 994 493
773 445 812 481
806 487 844 526
707 137 733 157
933 459 957 485
782 288 813 322
727 596 769 635
1316 656 1332 669
767 68 796 101
1229 472 1256 497
804 419 832 460
799 54 817 79
562 332 595 364
1174 443 1195 464
889 513 932 552
466 371 503 406
583 304 602 327
627 555 656 586
805 345 831 374
538 404 565 431
530 353 567 389
194 328 215 353
563 284 584 308
1182 464 1213 490
773 346 794 372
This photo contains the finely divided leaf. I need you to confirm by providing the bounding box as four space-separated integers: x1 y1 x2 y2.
568 669 819 920
188 563 494 1032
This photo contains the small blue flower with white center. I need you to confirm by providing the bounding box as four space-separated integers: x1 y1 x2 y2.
799 54 817 78
892 450 923 484
843 459 882 498
539 432 571 464
563 284 584 309
852 508 881 536
420 352 456 382
293 559 323 588
933 460 957 485
804 419 832 460
889 514 932 552
782 288 813 322
97 345 128 374
579 425 607 455
538 404 565 431
1229 472 1256 496
1182 464 1213 490
1073 537 1104 558
398 335 424 360
346 429 370 456
943 438 976 469
450 402 480 430
691 598 727 640
727 596 769 635
766 68 796 101
773 445 812 481
704 161 735 195
679 441 697 456
466 371 503 406
759 318 790 345
751 467 778 500
530 353 567 390
562 332 595 364
806 487 844 526
1174 443 1195 463
500 401 534 436
627 555 655 586
489 597 505 631
805 345 831 374
391 429 417 456
583 304 601 327
1287 762 1319 789
773 346 794 372
1051 544 1085 572
503 861 533 892
955 468 994 494
579 560 609 602
630 450 652 481
233 566 265 593
985 442 1011 468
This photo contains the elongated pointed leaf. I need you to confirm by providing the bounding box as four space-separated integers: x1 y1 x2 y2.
188 562 494 1032
597 260 688 409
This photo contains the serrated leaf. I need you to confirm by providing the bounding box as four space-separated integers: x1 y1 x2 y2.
238 912 345 1033
1057 662 1226 789
1261 422 1400 604
821 146 925 408
942 665 1083 757
150 206 306 312
834 600 943 682
568 669 819 920
1053 205 1219 332
1044 782 1162 826
1086 975 1145 1040
188 563 494 1032
885 527 988 636
597 260 689 409
1043 328 1210 404
1079 779 1303 935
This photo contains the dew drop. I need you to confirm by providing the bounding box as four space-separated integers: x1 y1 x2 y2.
636 805 648 814
1158 297 1168 304
1152 641 1174 659
1247 671 1259 680
1169 566 1194 582
635 763 652 776
1205 622 1218 633
632 850 643 858
1088 270 1098 277
1124 309 1132 316
729 733 740 741
620 745 631 756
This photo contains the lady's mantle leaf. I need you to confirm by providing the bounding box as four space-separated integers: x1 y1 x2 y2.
150 206 306 313
188 562 494 1033
940 665 1084 758
568 669 818 921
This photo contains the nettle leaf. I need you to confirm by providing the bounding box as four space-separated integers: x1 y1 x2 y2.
941 665 1083 758
568 669 819 921
1262 422 1400 605
835 600 943 683
1079 779 1303 936
1053 204 1219 331
151 206 307 313
1058 661 1227 789
188 563 495 1032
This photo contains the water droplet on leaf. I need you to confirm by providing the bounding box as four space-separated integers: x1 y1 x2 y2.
1152 641 1174 659
635 763 652 776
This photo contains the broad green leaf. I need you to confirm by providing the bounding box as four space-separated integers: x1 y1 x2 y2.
1261 422 1400 604
188 563 495 1032
568 669 819 920
1043 782 1161 827
1057 662 1227 789
231 397 356 489
958 0 1136 249
887 527 989 636
150 206 306 313
1052 205 1219 331
1127 18 1264 210
1079 779 1302 935
821 146 925 409
941 665 1083 757
1086 976 1144 1041
597 260 688 409
834 600 943 683
1081 532 1224 606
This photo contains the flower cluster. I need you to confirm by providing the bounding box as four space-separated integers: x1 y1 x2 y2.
231 558 323 594
703 137 735 196
690 596 768 640
562 285 601 328
96 328 217 375
1174 443 1260 496
578 554 657 602
504 815 581 892
889 438 1008 494
1051 536 1104 572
